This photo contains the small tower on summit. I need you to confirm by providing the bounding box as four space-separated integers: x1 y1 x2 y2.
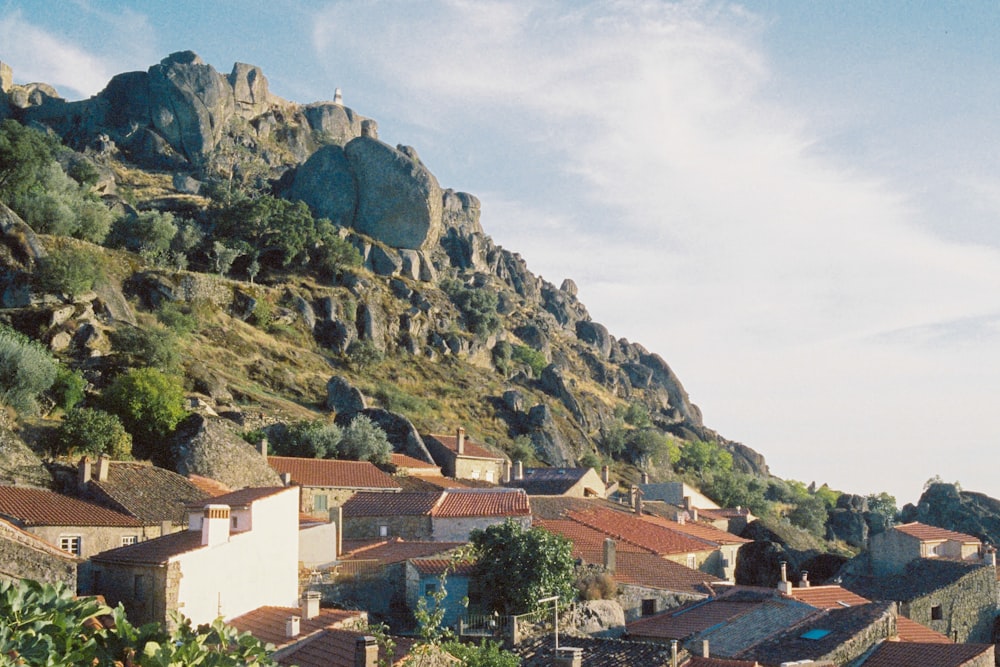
0 61 13 93
333 87 343 105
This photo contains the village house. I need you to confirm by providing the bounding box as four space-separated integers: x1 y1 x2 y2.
422 427 508 482
87 486 299 627
388 452 481 491
0 485 150 559
505 465 610 499
267 455 402 517
0 516 78 588
858 641 995 667
405 557 479 628
341 488 530 542
640 511 751 582
868 521 986 576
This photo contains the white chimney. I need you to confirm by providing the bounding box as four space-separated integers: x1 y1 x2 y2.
281 472 292 486
641 471 649 484
683 496 692 510
986 547 998 567
201 504 231 547
334 88 343 106
285 615 300 638
777 561 793 594
330 506 343 558
603 538 616 572
355 636 378 667
515 460 524 480
456 427 466 455
503 461 511 483
671 640 679 667
302 590 321 619
95 455 110 482
691 508 698 522
800 570 810 588
702 640 710 658
675 510 687 525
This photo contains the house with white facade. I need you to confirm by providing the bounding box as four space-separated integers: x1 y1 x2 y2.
88 485 299 627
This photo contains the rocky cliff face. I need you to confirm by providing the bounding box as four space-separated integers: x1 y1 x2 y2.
901 482 1000 546
0 52 767 479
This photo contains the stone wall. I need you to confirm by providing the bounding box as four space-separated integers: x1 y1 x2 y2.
87 562 172 627
343 514 431 540
29 524 165 560
432 515 530 543
616 584 702 623
869 529 921 576
899 564 998 643
320 562 408 626
0 534 76 588
453 457 505 483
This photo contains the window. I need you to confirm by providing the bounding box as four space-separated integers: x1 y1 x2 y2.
425 583 437 596
931 605 943 621
121 535 137 546
59 535 81 556
379 525 388 537
801 629 831 640
314 494 328 511
641 599 656 616
231 516 238 529
485 470 494 482
686 554 696 569
471 470 481 479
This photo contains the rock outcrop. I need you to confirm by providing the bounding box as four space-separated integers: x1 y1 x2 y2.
172 414 282 489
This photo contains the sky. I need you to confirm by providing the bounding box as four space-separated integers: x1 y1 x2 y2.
3 1 1000 506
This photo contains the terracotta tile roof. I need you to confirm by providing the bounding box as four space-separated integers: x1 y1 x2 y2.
896 616 953 643
528 495 626 520
390 453 439 472
397 475 475 491
341 492 441 517
423 433 506 461
894 522 982 544
535 519 652 553
267 457 401 490
859 641 993 667
228 605 361 648
410 558 477 576
431 489 530 517
85 461 208 524
0 516 78 561
185 486 289 509
0 486 143 528
565 507 716 556
187 474 232 497
642 514 751 546
275 630 418 667
506 468 596 495
340 538 466 565
90 529 205 565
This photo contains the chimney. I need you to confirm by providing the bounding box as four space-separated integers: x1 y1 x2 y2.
160 519 173 536
78 457 92 491
630 485 638 509
95 455 110 482
671 640 679 667
603 538 616 573
329 506 343 558
641 471 649 484
552 647 583 667
602 465 610 484
456 427 466 455
701 640 710 658
285 615 300 638
355 635 378 667
800 570 810 588
985 547 997 567
257 436 268 457
636 498 643 516
281 472 292 486
683 496 692 510
675 510 687 525
515 460 524 480
691 508 698 522
201 504 231 547
302 590 321 620
777 561 792 594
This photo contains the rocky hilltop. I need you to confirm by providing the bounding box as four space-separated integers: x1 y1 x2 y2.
0 51 767 480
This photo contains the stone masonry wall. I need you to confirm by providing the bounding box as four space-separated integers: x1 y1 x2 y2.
0 537 76 588
899 564 998 643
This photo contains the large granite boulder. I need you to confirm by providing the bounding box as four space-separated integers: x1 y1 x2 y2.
344 137 443 250
228 62 272 119
288 145 357 227
0 202 46 268
303 102 365 146
172 414 281 489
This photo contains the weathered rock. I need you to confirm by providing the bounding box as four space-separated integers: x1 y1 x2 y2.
503 390 524 413
369 245 402 276
568 600 626 639
290 294 316 331
288 145 357 227
326 376 367 414
398 250 421 281
357 302 387 351
303 102 365 146
576 320 613 358
231 289 257 321
540 364 586 426
0 202 47 268
0 61 11 93
826 507 869 548
901 482 1000 546
526 404 575 466
228 62 272 118
0 420 50 488
172 173 201 194
315 319 355 354
172 414 281 488
343 137 443 250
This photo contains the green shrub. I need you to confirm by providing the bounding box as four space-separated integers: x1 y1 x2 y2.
109 324 181 371
338 414 392 464
34 245 107 299
155 301 198 335
50 366 86 412
102 368 187 460
346 339 383 369
54 407 132 459
271 420 342 458
0 325 58 415
442 279 502 337
511 344 547 377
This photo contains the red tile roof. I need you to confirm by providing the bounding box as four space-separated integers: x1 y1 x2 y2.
0 486 143 528
859 641 993 667
410 558 477 576
642 514 751 546
431 489 530 517
565 507 716 556
185 486 289 509
401 475 475 490
534 519 652 553
342 492 441 517
228 605 361 648
187 474 233 497
894 522 981 544
276 629 419 667
390 453 439 472
340 538 466 565
896 617 953 643
424 433 506 461
90 529 205 565
268 457 401 490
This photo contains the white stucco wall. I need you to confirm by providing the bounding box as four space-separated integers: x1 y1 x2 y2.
299 522 338 568
172 487 300 625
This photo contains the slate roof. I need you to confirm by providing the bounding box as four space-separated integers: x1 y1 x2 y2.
431 488 530 517
628 599 763 641
566 508 716 556
423 433 506 461
859 641 993 667
516 634 678 667
267 456 401 490
694 599 818 657
0 486 143 528
275 630 418 667
735 601 896 665
396 475 476 491
506 468 597 495
340 538 465 565
894 522 982 544
228 605 361 648
90 529 205 565
84 461 209 523
342 492 441 517
843 558 988 602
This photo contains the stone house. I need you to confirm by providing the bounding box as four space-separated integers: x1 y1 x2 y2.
405 557 478 628
505 465 609 499
0 517 78 588
341 488 530 542
640 512 751 582
422 428 508 482
0 486 152 559
868 521 985 576
87 486 299 627
267 455 401 517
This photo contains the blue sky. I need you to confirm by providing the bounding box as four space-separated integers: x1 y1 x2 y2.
4 1 1000 505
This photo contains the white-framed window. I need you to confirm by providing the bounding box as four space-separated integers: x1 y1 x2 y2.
314 494 328 511
59 535 82 556
470 470 481 479
379 525 388 537
120 535 138 546
485 470 494 482
687 554 696 569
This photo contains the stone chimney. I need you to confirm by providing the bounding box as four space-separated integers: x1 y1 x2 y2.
456 427 466 455
985 546 997 567
257 436 268 457
777 561 792 595
602 465 610 484
301 590 321 620
701 640 710 658
603 538 616 573
515 460 523 480
503 461 511 483
281 472 292 486
800 570 810 588
285 615 300 638
552 647 582 667
201 504 231 547
77 457 92 491
355 636 378 667
95 455 110 482
629 485 638 509
329 506 343 558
